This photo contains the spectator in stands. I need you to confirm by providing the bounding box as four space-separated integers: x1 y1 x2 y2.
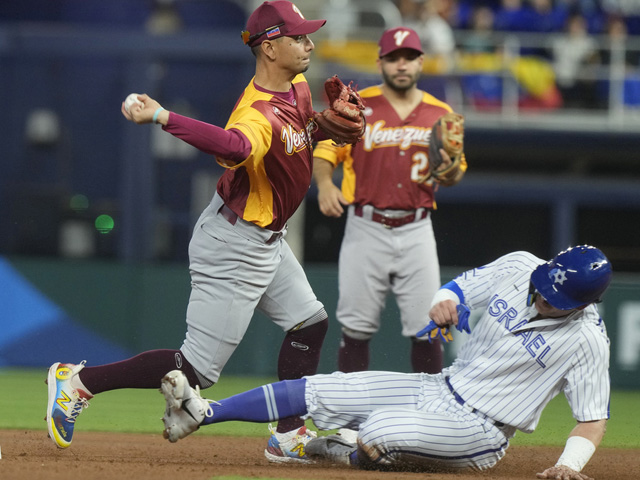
145 0 183 35
530 0 568 33
551 12 600 108
412 0 457 72
397 0 423 31
457 4 504 111
601 15 640 67
494 0 531 31
460 5 497 54
599 15 640 108
398 0 466 29
398 0 420 23
557 0 604 30
432 0 466 29
603 2 640 36
525 0 569 56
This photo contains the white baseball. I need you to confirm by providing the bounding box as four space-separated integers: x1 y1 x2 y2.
124 93 143 113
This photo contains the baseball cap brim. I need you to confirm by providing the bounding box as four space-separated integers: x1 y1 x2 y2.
379 45 423 58
286 18 326 36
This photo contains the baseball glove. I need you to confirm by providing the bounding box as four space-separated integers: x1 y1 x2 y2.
428 112 465 186
314 75 365 146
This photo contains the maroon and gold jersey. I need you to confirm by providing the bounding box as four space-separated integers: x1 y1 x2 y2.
217 74 316 231
314 85 467 210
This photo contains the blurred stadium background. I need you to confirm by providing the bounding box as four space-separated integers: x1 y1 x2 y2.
1 0 639 387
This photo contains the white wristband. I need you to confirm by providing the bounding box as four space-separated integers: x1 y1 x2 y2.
430 288 461 309
555 436 596 472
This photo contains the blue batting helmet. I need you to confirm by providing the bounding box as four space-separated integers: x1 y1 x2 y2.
530 245 612 310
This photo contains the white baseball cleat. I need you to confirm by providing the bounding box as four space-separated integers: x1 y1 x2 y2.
160 370 213 442
264 423 318 463
305 434 357 465
336 428 359 444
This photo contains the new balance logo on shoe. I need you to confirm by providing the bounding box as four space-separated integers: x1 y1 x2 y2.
264 424 317 464
55 390 72 411
46 361 91 449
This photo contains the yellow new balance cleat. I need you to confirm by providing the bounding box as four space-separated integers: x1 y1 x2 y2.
45 361 92 448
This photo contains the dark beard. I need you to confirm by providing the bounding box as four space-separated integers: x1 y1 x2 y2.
382 70 417 92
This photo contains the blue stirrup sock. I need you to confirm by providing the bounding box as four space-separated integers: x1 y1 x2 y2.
201 378 307 425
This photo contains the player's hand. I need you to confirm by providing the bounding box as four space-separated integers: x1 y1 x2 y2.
418 303 470 342
435 149 453 172
317 182 349 217
417 149 453 185
121 94 164 125
536 465 593 480
428 299 459 328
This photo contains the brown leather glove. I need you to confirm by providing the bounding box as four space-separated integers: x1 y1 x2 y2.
314 75 366 146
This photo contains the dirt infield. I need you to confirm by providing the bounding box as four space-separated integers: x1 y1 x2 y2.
1 430 637 480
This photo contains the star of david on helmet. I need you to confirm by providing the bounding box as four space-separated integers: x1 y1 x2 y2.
551 269 567 285
529 245 612 310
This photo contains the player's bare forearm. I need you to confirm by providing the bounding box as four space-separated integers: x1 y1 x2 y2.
536 420 606 480
570 420 606 447
313 157 335 184
313 158 347 217
317 183 347 217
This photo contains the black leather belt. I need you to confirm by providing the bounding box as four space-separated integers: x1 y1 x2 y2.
445 376 505 428
219 204 282 244
354 205 428 229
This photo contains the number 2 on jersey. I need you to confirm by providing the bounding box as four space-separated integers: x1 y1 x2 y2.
411 151 432 184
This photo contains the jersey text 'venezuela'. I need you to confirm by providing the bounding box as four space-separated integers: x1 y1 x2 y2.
313 85 467 210
217 75 316 231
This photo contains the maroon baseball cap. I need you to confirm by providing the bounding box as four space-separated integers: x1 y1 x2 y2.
242 1 326 47
378 27 424 57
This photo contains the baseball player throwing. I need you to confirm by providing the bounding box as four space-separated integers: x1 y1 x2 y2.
45 1 364 463
158 245 612 480
313 27 466 375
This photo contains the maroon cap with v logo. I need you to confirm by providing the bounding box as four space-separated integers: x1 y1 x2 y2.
378 27 424 57
243 1 326 47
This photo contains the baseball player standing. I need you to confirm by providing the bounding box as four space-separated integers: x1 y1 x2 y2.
313 27 467 374
46 0 333 463
159 245 612 480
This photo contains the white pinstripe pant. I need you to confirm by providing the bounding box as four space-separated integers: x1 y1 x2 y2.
304 371 513 471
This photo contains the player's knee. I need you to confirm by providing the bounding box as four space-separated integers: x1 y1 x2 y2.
342 327 374 341
356 421 392 466
288 308 328 333
286 316 328 345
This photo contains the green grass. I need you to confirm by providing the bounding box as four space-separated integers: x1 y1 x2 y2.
510 390 640 448
5 368 279 437
3 368 638 448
